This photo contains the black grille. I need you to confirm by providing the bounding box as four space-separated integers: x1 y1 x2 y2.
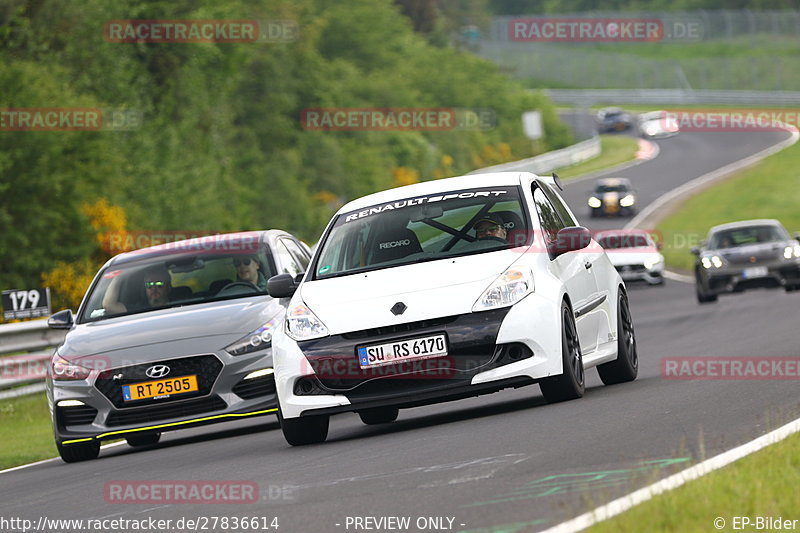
106 396 227 427
342 316 459 340
95 355 223 408
615 265 646 273
59 405 98 427
232 375 276 399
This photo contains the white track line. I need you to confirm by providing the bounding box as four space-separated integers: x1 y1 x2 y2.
541 126 800 533
663 270 693 284
538 417 800 533
625 128 800 231
0 441 126 475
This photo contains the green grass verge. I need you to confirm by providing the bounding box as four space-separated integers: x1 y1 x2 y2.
0 392 56 470
657 139 800 272
588 430 800 533
555 135 641 181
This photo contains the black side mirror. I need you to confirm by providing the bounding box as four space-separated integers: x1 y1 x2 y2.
47 309 74 330
553 226 592 257
690 246 701 255
794 232 800 243
267 273 301 299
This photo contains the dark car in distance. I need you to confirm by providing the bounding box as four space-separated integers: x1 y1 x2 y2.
692 219 800 303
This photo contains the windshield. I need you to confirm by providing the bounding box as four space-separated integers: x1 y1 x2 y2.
709 225 788 249
598 234 651 249
595 184 630 194
313 187 529 279
79 249 275 323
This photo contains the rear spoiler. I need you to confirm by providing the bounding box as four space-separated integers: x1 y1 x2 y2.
537 172 564 191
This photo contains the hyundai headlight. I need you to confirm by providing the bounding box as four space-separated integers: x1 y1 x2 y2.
620 194 635 207
286 303 329 341
51 355 91 380
225 318 280 356
588 197 602 208
473 268 534 312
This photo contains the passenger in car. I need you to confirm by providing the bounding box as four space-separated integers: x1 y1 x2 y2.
233 255 267 291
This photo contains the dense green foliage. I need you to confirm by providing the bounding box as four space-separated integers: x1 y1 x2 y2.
0 0 571 293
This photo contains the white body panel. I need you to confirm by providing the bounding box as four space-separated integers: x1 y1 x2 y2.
272 172 626 420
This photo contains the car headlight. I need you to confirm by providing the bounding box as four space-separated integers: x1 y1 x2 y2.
619 194 635 207
711 255 723 268
701 257 712 269
473 268 534 312
645 126 658 136
51 355 91 380
588 197 602 208
644 256 663 270
225 318 280 356
783 245 800 259
286 302 329 341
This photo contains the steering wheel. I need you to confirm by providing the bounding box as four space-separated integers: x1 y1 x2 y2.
216 281 259 296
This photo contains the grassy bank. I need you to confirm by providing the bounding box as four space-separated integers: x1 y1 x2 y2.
0 392 55 470
556 134 641 180
588 430 800 532
657 138 800 271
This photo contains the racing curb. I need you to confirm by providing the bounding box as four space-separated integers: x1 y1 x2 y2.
561 137 659 186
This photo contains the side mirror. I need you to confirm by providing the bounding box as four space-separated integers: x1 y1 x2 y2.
47 309 74 330
795 232 800 243
690 246 701 255
267 273 301 299
553 226 592 257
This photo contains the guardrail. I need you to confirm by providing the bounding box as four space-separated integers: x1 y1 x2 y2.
0 319 65 398
543 89 800 106
469 135 600 175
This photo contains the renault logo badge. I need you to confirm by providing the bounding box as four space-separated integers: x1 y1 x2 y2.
390 302 407 316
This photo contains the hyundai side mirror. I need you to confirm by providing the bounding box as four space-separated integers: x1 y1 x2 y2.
47 309 74 330
553 226 592 257
267 273 302 299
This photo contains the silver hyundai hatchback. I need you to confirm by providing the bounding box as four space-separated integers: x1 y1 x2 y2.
46 230 310 462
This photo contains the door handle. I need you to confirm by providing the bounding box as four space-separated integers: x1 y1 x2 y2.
584 261 592 270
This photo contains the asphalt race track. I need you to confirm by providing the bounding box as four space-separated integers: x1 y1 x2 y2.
1 129 797 533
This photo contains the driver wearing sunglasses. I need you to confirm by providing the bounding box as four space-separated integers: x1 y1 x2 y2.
143 267 172 306
233 255 267 291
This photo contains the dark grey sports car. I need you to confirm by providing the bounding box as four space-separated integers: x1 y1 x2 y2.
46 230 311 462
692 219 800 303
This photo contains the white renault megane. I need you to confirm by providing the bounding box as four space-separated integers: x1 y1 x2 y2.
268 172 638 445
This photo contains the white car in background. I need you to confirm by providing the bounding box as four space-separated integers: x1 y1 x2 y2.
637 110 679 138
596 229 665 286
268 172 639 445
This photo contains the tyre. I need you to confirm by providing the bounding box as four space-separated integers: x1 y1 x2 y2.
279 409 329 446
358 407 399 425
540 301 585 403
597 290 638 385
126 432 161 447
57 439 100 463
695 270 717 303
